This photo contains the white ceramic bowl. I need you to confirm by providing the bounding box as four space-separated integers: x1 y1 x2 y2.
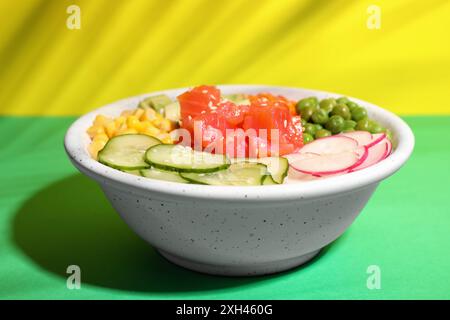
64 85 414 276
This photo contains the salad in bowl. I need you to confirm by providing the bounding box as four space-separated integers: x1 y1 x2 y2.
64 85 413 276
86 85 394 186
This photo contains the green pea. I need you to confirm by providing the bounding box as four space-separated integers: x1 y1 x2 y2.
346 101 359 112
296 97 318 114
319 98 336 113
343 120 356 129
311 109 329 124
303 123 317 136
371 126 385 134
300 106 316 122
314 123 323 131
325 115 345 134
369 120 385 134
343 128 355 133
315 129 332 139
303 133 314 144
351 106 368 121
331 103 351 120
336 97 350 104
384 128 393 141
308 96 319 106
301 117 307 126
355 118 371 131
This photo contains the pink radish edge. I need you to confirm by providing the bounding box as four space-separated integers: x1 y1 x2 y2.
339 131 372 146
383 139 392 159
366 133 387 148
346 146 369 171
340 130 387 148
313 147 368 177
298 135 358 155
350 141 388 172
290 147 368 176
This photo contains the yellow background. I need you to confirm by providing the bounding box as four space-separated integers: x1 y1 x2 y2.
0 0 449 116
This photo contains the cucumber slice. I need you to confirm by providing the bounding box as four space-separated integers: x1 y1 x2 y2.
164 101 180 122
139 94 172 113
145 144 230 173
231 156 288 184
257 156 288 184
140 167 188 183
262 175 277 185
180 162 267 186
98 134 161 170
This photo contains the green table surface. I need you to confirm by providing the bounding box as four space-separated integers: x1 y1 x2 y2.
1 115 449 300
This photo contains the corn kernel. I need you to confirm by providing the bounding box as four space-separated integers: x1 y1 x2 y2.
121 110 133 117
142 108 156 121
134 108 145 119
105 122 117 138
93 133 109 142
121 124 129 133
88 140 107 159
88 144 97 159
93 115 111 127
139 120 152 128
87 125 105 138
126 115 140 129
98 139 107 149
134 121 147 133
143 124 160 136
118 128 138 135
152 118 162 127
157 132 171 142
114 116 126 127
88 106 176 160
160 118 172 132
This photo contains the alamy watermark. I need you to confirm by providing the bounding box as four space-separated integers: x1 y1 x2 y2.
367 5 381 30
66 5 81 30
366 265 381 290
168 126 284 171
66 265 81 289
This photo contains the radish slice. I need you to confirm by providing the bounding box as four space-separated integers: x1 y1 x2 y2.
310 147 368 176
299 136 358 155
351 141 388 171
287 167 322 181
284 152 320 162
347 146 369 171
290 150 362 175
383 139 392 159
340 131 386 148
366 133 386 148
340 131 373 146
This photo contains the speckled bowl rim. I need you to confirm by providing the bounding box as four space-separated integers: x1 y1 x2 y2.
64 85 414 203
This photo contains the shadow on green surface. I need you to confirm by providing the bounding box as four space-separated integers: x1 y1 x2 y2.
12 174 332 293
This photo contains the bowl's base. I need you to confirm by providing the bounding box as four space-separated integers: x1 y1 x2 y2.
158 249 321 276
